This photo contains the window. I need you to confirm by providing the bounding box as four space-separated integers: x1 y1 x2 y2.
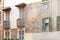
19 8 24 19
19 30 24 40
42 4 49 10
6 13 10 21
5 32 9 40
0 11 1 21
42 0 48 2
44 18 49 31
29 7 35 18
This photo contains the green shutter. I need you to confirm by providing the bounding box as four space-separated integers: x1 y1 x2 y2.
49 17 52 32
42 18 45 32
57 16 60 31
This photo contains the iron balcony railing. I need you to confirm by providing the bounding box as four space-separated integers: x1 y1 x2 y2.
17 19 25 27
4 21 10 29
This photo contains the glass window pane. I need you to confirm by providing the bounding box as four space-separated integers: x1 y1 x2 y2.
44 18 49 31
19 31 21 35
19 36 22 40
19 8 24 19
42 0 48 1
6 13 10 21
30 7 35 18
22 36 24 40
42 4 48 10
22 30 24 35
5 32 9 40
44 19 49 23
45 23 49 31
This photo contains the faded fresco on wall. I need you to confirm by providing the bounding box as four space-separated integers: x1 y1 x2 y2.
25 20 40 33
25 4 40 33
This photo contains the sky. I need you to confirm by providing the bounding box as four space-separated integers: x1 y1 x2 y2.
4 0 42 7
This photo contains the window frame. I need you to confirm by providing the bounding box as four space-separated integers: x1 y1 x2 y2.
5 32 9 40
42 4 49 11
44 18 49 31
29 7 35 18
19 8 25 19
42 0 48 2
19 30 24 40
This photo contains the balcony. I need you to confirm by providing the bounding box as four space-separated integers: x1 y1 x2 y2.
17 19 25 28
4 21 10 29
15 3 26 8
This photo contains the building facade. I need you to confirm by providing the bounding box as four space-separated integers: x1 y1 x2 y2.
2 0 60 40
0 0 4 40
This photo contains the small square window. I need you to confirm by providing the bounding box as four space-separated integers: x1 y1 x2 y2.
19 8 24 19
42 0 48 2
44 18 49 23
45 23 49 31
5 32 9 40
42 4 49 10
19 30 24 40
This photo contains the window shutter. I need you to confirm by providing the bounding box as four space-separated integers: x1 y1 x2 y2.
49 17 52 32
57 16 60 31
42 18 45 32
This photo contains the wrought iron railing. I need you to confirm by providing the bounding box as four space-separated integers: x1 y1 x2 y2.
4 21 10 29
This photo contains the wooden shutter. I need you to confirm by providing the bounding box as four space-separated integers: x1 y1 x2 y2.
57 16 60 31
42 18 45 32
49 17 52 32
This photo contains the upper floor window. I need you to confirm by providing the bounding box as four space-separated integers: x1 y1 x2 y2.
0 30 2 40
0 11 1 21
30 7 35 18
19 8 24 19
42 0 48 2
44 18 49 23
42 4 49 10
6 13 10 21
